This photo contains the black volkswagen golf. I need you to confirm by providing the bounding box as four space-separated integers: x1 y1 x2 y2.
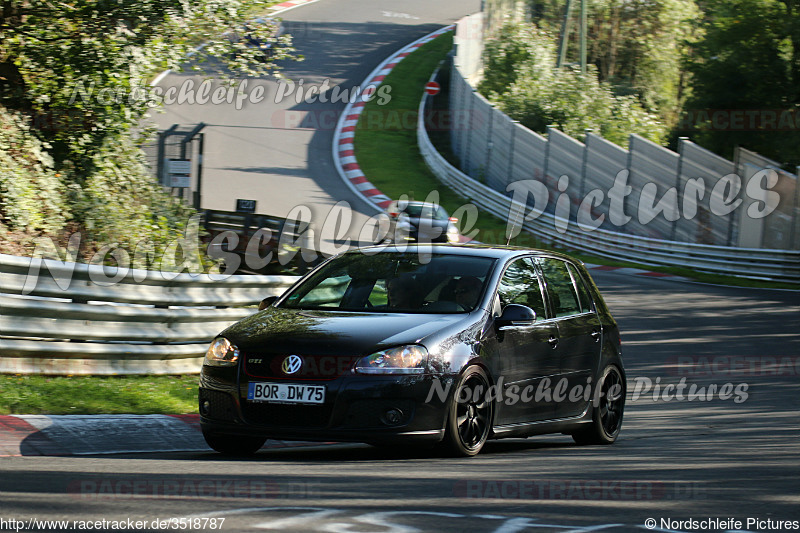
199 245 625 456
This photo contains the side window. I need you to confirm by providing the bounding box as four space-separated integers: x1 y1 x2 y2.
537 258 581 318
287 274 351 307
497 258 546 320
567 263 593 313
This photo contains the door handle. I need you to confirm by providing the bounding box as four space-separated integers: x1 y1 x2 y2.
591 330 601 342
549 336 559 349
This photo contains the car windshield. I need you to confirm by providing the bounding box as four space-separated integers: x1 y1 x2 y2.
402 204 448 221
280 251 496 313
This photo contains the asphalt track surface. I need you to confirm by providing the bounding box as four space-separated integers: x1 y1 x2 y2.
149 0 479 255
2 271 799 532
3 0 799 531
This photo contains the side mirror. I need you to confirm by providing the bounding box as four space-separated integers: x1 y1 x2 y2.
258 296 278 311
496 304 536 328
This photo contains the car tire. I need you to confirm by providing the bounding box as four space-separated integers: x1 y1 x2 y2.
572 364 625 445
441 366 493 457
202 430 266 456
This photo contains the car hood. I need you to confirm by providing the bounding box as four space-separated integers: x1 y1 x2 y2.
220 307 471 356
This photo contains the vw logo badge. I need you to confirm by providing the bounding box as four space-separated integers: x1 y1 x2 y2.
281 354 303 375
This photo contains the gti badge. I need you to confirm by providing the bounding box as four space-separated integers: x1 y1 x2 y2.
281 354 303 375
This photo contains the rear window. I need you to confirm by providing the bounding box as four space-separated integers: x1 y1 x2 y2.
402 204 448 221
567 263 594 313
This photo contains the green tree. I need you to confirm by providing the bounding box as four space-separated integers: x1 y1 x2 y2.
506 0 700 125
586 0 700 124
479 22 667 146
0 0 296 175
683 0 799 167
0 106 68 234
0 0 297 260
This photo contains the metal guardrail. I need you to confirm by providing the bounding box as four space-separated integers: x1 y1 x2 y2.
203 209 321 274
417 84 800 283
203 209 290 240
0 253 299 375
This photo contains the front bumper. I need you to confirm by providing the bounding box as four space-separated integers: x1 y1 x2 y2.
199 367 453 444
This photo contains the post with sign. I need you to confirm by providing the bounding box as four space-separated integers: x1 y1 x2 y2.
167 159 192 189
154 123 205 208
236 199 257 213
425 81 441 96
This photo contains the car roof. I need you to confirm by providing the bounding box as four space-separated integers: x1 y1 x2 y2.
400 201 445 211
345 244 584 264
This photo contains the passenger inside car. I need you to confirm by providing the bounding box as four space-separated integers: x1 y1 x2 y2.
387 275 420 309
453 276 483 310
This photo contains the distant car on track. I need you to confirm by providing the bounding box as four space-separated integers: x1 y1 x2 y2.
199 244 625 457
386 200 460 244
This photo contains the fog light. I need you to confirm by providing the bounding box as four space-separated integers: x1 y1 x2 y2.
200 400 211 416
382 408 403 425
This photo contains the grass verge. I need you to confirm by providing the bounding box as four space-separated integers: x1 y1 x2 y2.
0 375 198 415
354 33 518 245
354 32 799 291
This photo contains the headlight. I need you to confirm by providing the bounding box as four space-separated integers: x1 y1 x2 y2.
204 337 240 367
354 345 428 374
447 225 460 242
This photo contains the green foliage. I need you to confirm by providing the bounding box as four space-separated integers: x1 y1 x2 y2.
69 131 198 267
2 0 297 175
507 0 798 166
479 22 555 97
585 0 700 123
0 107 69 233
501 0 700 125
683 0 799 167
355 31 792 289
479 22 667 146
0 0 297 261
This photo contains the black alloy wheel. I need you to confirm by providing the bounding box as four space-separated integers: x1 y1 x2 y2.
443 366 493 456
573 364 625 445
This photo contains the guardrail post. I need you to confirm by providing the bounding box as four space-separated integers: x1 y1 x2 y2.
194 132 204 209
243 212 253 242
579 129 592 198
485 108 495 184
543 125 555 184
792 165 800 249
728 145 742 246
465 88 477 175
506 120 518 189
670 137 689 242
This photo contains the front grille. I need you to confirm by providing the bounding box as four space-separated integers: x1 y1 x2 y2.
241 402 332 428
243 352 359 381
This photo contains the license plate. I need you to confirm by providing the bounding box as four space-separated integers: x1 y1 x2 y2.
247 382 325 404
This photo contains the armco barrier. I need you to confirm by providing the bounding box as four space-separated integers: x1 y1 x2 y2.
418 77 800 283
0 253 299 375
